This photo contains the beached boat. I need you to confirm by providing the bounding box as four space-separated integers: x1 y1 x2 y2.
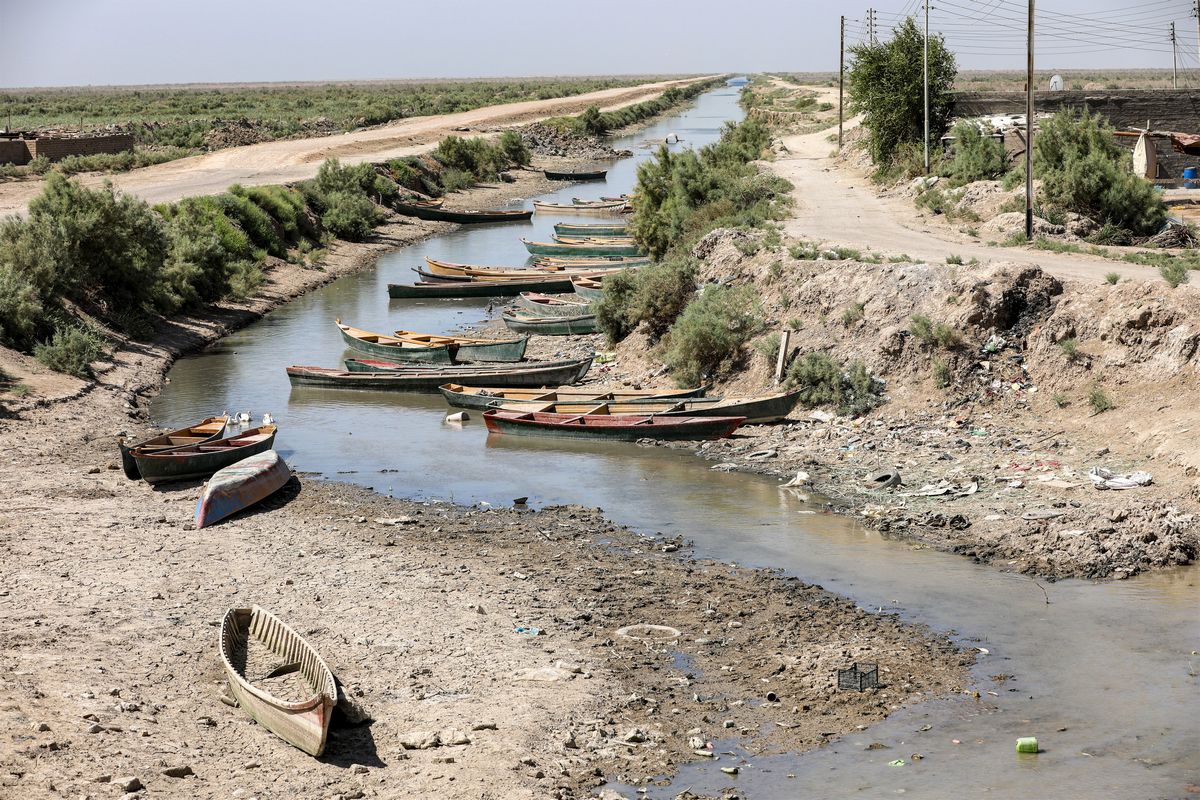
571 277 605 301
388 276 580 299
515 292 593 316
522 239 641 257
195 450 291 528
553 223 629 237
533 200 626 216
439 383 709 410
287 356 593 393
483 409 744 441
132 425 278 485
342 356 585 374
534 255 647 268
551 234 636 245
423 258 628 280
393 201 532 224
337 320 527 363
502 310 598 335
495 388 804 424
544 168 608 181
118 415 230 480
220 606 337 756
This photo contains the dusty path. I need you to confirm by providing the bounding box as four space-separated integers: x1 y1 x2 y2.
769 87 1164 284
0 76 717 216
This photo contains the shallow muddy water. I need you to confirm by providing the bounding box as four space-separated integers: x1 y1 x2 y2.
152 87 1199 798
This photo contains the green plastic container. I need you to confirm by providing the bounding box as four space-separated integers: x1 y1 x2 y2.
1016 736 1039 753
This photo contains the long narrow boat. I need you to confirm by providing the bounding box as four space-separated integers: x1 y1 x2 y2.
553 223 629 237
337 320 527 363
495 389 804 424
533 200 626 216
412 266 611 285
483 409 745 441
195 450 291 528
502 310 598 335
118 415 229 480
571 277 605 301
534 255 647 267
133 425 278 485
388 276 580 299
394 201 532 224
424 257 631 279
516 292 593 316
551 235 637 245
522 239 642 257
287 357 593 393
343 356 586 374
544 168 607 181
220 606 337 756
439 383 710 410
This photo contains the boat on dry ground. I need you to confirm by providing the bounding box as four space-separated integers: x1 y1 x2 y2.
132 425 278 485
515 292 593 316
571 277 605 301
439 383 709 410
195 450 292 529
220 606 337 756
483 409 744 441
502 309 598 335
118 415 229 480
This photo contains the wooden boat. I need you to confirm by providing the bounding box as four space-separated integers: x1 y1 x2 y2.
118 415 229 480
544 168 607 181
522 238 641 257
423 257 628 280
483 409 744 441
393 201 532 224
516 292 593 316
495 389 804 425
551 235 636 245
343 356 585 374
132 425 278 485
287 356 593 393
388 276 580 299
220 606 337 756
533 199 626 216
337 320 527 363
553 223 629 237
534 255 647 267
195 450 291 528
600 195 631 203
572 197 624 205
439 383 709 410
502 309 598 335
571 277 605 301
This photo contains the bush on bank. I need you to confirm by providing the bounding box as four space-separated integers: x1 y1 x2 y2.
546 79 723 137
664 285 762 388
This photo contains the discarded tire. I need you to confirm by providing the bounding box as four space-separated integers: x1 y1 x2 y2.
867 470 901 489
615 624 681 641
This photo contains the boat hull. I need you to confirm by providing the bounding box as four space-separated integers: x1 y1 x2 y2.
388 277 579 298
287 357 593 393
339 324 452 364
195 450 292 528
544 169 607 180
394 203 533 224
515 293 593 316
661 389 805 425
502 311 598 335
438 383 710 410
220 607 337 757
118 416 230 480
483 410 744 441
523 239 641 257
134 426 278 485
553 223 628 237
533 200 625 216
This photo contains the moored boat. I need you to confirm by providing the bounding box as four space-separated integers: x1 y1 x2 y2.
544 168 608 180
438 383 710 410
220 606 337 756
424 257 628 280
522 238 641 257
483 409 744 441
502 309 598 335
393 201 532 224
132 425 278 485
571 276 605 301
287 356 593 393
388 276 580 299
515 292 593 316
532 200 626 216
336 320 452 364
337 320 527 363
118 415 230 480
195 450 291 528
343 356 585 374
551 234 637 245
553 222 629 237
493 388 803 424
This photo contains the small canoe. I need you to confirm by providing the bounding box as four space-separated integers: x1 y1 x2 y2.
571 277 605 301
553 223 629 237
552 235 637 245
544 168 608 181
220 606 337 756
424 257 630 279
522 238 642 257
287 357 593 393
337 320 527 363
195 450 291 528
439 383 710 410
133 425 278 485
533 200 626 216
502 310 598 335
118 415 229 480
343 356 585 374
394 202 532 224
483 409 744 441
494 389 803 424
516 292 593 316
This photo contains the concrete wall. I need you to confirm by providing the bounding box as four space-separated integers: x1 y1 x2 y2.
952 89 1200 180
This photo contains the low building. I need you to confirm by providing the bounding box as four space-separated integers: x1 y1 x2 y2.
0 131 135 165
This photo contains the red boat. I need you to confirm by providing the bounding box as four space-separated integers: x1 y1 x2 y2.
482 409 744 442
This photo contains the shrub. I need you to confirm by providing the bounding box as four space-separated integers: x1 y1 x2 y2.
233 184 307 239
631 258 697 339
158 196 256 311
0 263 45 347
787 352 884 416
754 332 782 364
34 326 106 378
1058 337 1079 360
947 121 1007 184
498 131 531 166
321 190 381 241
215 192 286 256
440 168 475 193
1089 384 1113 413
946 254 963 265
664 285 762 387
433 136 505 181
226 260 264 300
594 269 642 344
1104 271 1120 284
909 313 934 344
1053 392 1068 408
1160 261 1189 288
932 357 951 388
27 155 51 175
841 302 865 326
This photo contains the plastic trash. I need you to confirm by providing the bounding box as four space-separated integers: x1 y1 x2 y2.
1088 467 1152 490
888 759 906 767
514 626 542 636
1016 736 1039 753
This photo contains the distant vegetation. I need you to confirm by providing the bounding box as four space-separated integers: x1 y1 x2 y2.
545 78 721 136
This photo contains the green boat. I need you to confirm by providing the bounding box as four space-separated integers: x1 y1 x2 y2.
570 278 604 302
337 320 527 363
515 292 593 317
502 310 597 335
388 276 579 299
132 425 278 485
438 383 712 411
337 320 451 364
553 223 629 237
343 357 586 374
286 356 593 393
522 238 642 257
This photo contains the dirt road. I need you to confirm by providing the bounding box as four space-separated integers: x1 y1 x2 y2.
0 76 716 216
769 88 1164 284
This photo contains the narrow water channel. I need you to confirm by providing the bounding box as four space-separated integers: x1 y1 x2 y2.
152 87 1199 798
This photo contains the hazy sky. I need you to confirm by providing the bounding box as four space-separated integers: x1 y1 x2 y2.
0 0 1193 87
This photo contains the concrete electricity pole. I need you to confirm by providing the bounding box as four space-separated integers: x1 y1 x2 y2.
1171 22 1179 89
924 0 930 174
1025 0 1035 241
868 8 877 44
839 15 846 150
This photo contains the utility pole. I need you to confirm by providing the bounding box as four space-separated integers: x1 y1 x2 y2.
868 8 877 44
1025 0 1035 241
924 0 930 174
1170 22 1178 89
839 15 846 150
1194 0 1200 73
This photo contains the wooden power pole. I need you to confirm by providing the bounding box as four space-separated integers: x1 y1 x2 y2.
1025 0 1035 241
839 15 846 150
923 0 931 174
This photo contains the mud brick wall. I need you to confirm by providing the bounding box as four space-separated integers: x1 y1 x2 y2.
952 89 1200 180
25 133 134 162
0 139 30 166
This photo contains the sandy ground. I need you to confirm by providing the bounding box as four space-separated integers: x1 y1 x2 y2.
0 142 968 799
0 77 717 217
768 87 1168 285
